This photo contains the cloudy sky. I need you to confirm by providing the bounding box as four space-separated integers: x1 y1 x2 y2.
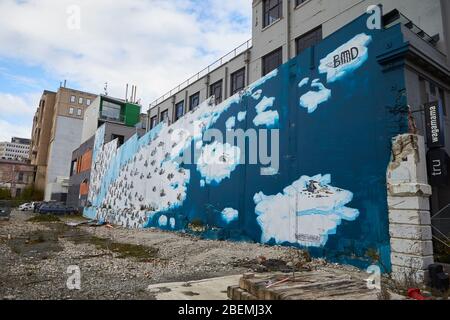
0 0 252 142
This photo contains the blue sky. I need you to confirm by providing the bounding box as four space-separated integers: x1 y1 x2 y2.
0 0 252 141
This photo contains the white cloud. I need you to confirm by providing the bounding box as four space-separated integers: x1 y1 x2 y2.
0 92 39 117
0 0 252 107
0 119 32 142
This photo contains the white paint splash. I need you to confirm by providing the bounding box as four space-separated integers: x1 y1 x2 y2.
253 110 280 128
254 174 359 247
319 33 372 83
299 82 331 113
159 215 168 227
197 141 241 185
226 116 236 130
237 111 247 122
222 208 239 224
252 90 263 100
253 96 279 128
299 77 309 88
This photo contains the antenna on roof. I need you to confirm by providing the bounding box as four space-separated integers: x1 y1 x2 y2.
104 82 108 96
125 84 129 102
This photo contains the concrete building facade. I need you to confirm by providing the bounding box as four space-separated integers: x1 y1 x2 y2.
29 86 97 201
0 137 31 161
68 95 143 209
148 1 449 132
30 90 56 191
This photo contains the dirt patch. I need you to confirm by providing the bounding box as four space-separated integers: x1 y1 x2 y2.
71 235 159 262
7 220 159 263
27 215 61 223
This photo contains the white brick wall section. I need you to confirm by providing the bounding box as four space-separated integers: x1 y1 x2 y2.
387 134 434 284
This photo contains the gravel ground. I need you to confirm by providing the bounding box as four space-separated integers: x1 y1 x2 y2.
0 210 331 300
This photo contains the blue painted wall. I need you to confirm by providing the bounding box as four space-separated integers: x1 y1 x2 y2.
85 14 409 272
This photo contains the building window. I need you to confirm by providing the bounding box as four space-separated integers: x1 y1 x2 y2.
210 80 223 104
77 109 82 116
231 68 246 96
101 100 122 121
78 97 83 104
86 99 91 106
70 95 76 103
18 172 24 182
296 26 322 55
69 107 74 115
175 101 184 121
295 0 308 6
189 92 200 111
262 47 282 76
160 109 169 123
150 116 158 129
263 0 282 28
112 134 125 147
70 159 77 176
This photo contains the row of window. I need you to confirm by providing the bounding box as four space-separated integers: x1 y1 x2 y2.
263 0 311 28
149 68 247 129
70 95 92 106
69 107 83 117
3 149 28 154
261 26 322 76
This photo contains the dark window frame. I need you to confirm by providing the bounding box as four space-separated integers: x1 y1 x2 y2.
175 101 185 121
295 26 322 56
160 109 169 123
262 47 283 76
230 68 246 96
189 92 200 111
263 0 282 28
210 80 223 104
150 116 158 129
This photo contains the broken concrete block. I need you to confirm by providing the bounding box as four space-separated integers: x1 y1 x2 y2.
390 239 433 256
388 196 430 211
388 210 431 225
391 253 434 270
389 225 432 241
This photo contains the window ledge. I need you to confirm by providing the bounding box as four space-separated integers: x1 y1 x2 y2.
261 17 283 32
294 0 312 11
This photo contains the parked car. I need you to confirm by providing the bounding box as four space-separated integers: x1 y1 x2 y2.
19 202 34 211
33 201 56 213
0 201 11 221
38 203 79 215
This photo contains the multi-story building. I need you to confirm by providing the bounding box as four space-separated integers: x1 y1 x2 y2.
67 95 143 209
0 159 35 198
29 90 56 191
0 137 31 161
29 85 97 201
147 0 450 216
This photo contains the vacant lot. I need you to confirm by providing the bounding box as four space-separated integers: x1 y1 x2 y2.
0 211 326 300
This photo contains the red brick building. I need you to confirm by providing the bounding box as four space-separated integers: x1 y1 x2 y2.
0 159 35 198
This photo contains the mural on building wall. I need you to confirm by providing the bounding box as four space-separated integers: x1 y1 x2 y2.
85 15 409 270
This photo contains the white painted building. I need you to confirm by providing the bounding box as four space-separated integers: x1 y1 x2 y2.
0 137 31 161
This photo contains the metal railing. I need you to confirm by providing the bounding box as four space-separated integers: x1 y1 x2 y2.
149 39 252 110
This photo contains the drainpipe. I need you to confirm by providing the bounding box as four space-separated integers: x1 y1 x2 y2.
224 66 229 100
245 50 251 86
286 0 292 61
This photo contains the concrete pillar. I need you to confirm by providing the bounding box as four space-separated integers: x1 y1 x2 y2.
387 134 434 283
